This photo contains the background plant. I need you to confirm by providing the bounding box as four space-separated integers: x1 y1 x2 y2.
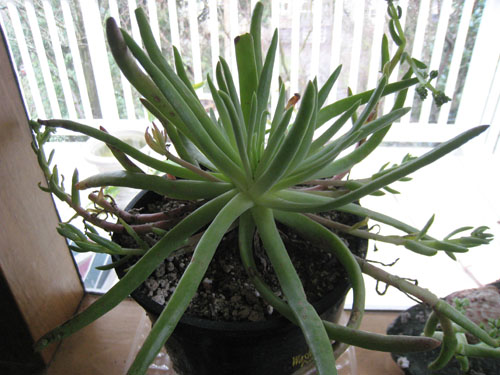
30 1 498 374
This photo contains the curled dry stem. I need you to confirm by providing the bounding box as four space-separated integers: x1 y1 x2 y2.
54 189 180 234
88 192 201 226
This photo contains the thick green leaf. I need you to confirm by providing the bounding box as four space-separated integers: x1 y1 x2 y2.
310 99 361 152
135 9 201 110
37 119 200 180
276 108 410 190
219 91 253 178
256 29 278 115
268 82 287 138
235 33 259 126
121 31 247 187
249 1 264 73
273 211 366 332
252 206 336 375
128 193 254 374
131 15 241 169
219 57 245 127
206 75 237 148
381 34 390 71
76 171 234 200
317 78 418 127
286 83 318 174
255 106 294 178
251 81 317 195
172 45 198 98
351 75 387 132
318 64 342 108
239 212 437 354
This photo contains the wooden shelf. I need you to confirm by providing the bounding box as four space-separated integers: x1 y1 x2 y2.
356 311 404 375
46 294 151 375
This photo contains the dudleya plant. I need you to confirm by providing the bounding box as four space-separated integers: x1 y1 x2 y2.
30 1 499 374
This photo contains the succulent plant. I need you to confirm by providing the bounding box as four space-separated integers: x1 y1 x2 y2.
30 1 498 374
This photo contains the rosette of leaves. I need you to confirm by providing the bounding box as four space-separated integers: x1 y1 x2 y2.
30 1 497 374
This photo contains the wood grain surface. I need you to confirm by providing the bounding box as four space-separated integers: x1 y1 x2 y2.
0 27 83 364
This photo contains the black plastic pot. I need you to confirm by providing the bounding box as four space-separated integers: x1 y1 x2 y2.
149 285 347 375
115 190 367 375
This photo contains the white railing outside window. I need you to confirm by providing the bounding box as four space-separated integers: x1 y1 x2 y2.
1 0 499 143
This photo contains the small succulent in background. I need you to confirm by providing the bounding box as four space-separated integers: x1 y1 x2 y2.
30 1 497 374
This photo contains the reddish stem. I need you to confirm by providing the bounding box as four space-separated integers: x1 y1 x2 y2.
88 193 200 224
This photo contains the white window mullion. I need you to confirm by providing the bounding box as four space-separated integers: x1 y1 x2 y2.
329 0 343 101
418 0 452 124
42 0 77 118
290 0 301 94
127 0 141 45
270 0 280 109
483 59 500 126
109 0 136 120
61 0 92 119
6 0 46 118
146 0 161 47
456 0 500 131
188 0 203 84
0 9 30 114
437 0 474 125
483 61 500 152
126 0 149 119
24 0 61 118
208 0 219 80
348 0 365 94
366 1 386 91
229 0 239 78
78 0 119 119
250 0 258 14
168 0 180 50
309 0 322 81
402 0 430 123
